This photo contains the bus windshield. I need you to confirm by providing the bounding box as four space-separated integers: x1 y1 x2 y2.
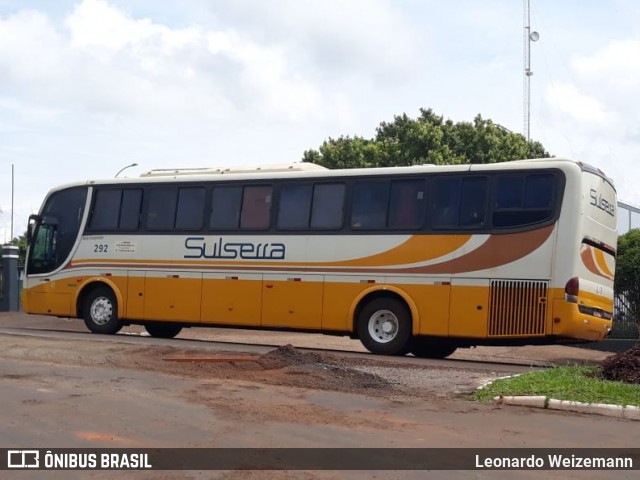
27 187 87 275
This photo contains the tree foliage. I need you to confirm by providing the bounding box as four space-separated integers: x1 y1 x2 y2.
615 229 640 336
12 232 27 266
303 108 550 168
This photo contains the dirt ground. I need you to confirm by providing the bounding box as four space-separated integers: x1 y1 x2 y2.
0 334 505 401
0 311 615 399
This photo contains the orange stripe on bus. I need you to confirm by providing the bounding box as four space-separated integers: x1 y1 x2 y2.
69 228 551 275
593 248 614 280
71 234 473 269
580 246 612 281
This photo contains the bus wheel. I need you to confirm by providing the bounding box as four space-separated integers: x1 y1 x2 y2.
82 287 122 334
410 338 457 359
145 323 183 339
357 298 411 355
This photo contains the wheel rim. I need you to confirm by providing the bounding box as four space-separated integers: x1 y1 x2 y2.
368 309 399 344
90 297 113 325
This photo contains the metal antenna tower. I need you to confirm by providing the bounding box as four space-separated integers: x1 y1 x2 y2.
523 0 539 141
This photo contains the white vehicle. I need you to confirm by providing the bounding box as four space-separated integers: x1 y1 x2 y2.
23 158 617 358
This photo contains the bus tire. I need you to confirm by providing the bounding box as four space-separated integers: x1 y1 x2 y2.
145 323 182 339
357 297 411 355
410 338 457 359
82 287 122 335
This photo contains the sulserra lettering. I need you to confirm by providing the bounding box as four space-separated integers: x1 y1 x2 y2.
589 189 615 217
184 237 286 260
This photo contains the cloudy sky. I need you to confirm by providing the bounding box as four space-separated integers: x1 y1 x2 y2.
1 0 639 240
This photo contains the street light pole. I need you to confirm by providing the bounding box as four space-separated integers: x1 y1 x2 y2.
114 163 138 178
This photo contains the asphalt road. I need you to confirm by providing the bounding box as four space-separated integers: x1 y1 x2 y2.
0 313 637 480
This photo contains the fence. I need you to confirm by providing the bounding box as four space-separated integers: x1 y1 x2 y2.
613 291 640 339
617 201 640 235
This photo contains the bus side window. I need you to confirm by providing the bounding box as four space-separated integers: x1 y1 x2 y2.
89 189 122 231
240 185 272 230
459 177 487 228
496 176 524 209
310 183 345 230
493 174 555 228
351 181 389 230
175 187 205 230
119 189 143 230
87 188 142 232
388 179 426 229
210 186 242 230
430 177 460 229
278 184 312 230
525 174 554 208
145 187 178 231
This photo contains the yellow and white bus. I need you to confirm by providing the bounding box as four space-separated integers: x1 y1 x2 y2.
22 158 617 358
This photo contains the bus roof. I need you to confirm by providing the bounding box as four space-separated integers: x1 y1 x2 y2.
140 162 329 177
48 157 614 191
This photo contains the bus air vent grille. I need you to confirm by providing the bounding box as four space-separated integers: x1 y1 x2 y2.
488 280 548 336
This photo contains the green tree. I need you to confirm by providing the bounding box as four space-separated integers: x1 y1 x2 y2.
11 232 27 266
303 108 550 168
615 229 640 337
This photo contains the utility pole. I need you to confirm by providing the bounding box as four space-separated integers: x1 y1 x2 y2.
11 163 14 242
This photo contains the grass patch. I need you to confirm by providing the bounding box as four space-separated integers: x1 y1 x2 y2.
474 366 640 407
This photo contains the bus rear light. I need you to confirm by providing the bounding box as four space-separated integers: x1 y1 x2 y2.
564 277 579 303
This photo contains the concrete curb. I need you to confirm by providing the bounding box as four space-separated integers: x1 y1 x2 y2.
479 376 640 421
476 374 522 391
494 395 640 421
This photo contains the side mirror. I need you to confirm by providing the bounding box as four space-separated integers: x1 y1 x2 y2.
26 214 41 244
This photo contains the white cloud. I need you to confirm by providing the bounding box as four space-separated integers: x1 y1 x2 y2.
0 10 69 90
539 33 640 206
0 0 344 126
573 39 640 90
0 0 362 238
66 0 182 50
546 83 617 126
205 0 425 82
2 0 640 236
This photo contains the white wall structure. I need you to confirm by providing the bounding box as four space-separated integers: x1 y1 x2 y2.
617 201 640 235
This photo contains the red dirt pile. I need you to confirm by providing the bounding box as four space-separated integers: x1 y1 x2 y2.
599 344 640 384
